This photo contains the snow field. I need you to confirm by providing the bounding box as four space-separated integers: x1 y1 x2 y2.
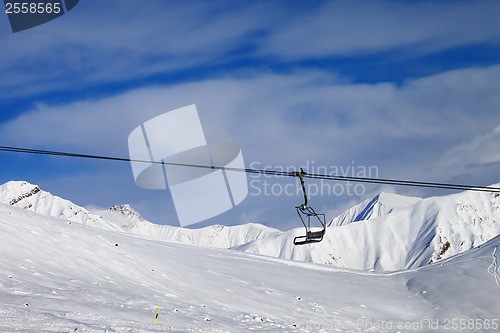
1 203 499 332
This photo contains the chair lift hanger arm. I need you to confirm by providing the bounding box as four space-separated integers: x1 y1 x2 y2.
292 168 327 246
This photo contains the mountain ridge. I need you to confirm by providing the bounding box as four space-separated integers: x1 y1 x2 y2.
0 180 122 231
330 192 422 227
99 204 282 248
0 181 280 249
237 186 500 271
1 180 498 272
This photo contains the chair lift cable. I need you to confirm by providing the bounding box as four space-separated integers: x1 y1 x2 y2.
0 145 499 193
2 145 499 246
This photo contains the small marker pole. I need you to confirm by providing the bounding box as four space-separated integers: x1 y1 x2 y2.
154 306 161 325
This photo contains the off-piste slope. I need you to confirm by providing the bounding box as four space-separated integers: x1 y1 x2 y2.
0 202 499 332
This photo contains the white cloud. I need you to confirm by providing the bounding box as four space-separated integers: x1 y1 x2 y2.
1 1 499 100
0 1 277 98
262 0 500 58
2 66 499 175
438 126 500 180
1 65 499 226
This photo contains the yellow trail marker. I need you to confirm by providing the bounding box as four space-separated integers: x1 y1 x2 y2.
154 306 161 325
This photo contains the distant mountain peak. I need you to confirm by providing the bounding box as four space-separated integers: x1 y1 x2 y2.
108 204 146 222
0 180 122 232
1 181 42 207
3 180 36 188
353 194 380 222
331 191 422 227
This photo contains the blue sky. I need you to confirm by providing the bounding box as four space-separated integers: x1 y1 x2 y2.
1 0 499 230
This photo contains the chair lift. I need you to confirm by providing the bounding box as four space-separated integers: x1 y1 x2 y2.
293 168 327 245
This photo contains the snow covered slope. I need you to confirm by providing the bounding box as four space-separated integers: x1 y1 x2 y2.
0 181 280 249
237 188 500 271
330 192 422 227
1 203 498 332
2 180 498 273
0 181 121 231
99 204 281 248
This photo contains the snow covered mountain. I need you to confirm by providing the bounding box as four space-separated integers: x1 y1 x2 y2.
0 181 280 249
99 204 281 248
329 192 422 227
0 181 122 231
1 180 498 273
1 201 499 332
237 187 500 271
